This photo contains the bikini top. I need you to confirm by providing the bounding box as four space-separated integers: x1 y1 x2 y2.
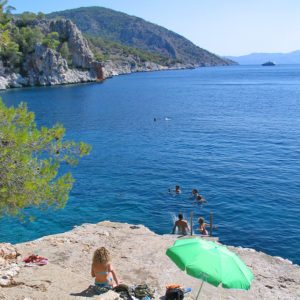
95 264 110 275
95 271 109 275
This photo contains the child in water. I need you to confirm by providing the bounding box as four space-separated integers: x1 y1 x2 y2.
91 247 119 292
198 217 208 235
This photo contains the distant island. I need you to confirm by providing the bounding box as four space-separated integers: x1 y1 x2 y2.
226 50 300 65
0 5 235 90
262 61 276 66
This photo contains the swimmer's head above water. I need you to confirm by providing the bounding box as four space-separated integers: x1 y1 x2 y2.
198 217 205 225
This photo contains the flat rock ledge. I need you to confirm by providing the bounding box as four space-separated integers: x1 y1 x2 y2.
0 221 299 300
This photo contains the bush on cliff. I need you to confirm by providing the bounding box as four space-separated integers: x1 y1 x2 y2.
0 1 70 72
0 99 91 218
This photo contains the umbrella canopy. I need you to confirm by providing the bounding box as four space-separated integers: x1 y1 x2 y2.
166 238 253 290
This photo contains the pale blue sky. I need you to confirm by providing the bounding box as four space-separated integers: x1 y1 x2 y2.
9 0 300 56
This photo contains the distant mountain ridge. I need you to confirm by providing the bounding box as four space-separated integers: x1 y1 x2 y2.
48 6 233 67
226 51 300 65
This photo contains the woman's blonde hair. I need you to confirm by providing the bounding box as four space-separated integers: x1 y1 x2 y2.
93 247 110 264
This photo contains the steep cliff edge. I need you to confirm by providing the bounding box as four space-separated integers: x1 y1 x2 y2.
0 221 299 299
0 17 203 90
0 6 236 91
0 18 102 90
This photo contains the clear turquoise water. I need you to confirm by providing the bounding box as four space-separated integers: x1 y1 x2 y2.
1 65 299 265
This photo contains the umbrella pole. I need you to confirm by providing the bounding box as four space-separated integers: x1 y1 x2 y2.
196 281 204 300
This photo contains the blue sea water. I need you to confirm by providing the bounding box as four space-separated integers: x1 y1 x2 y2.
0 65 299 265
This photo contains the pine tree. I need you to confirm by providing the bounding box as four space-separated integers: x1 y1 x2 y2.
0 99 91 218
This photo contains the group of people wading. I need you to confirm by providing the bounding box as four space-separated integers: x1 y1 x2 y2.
172 213 208 236
171 186 209 236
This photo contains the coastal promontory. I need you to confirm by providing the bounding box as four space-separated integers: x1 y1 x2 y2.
0 6 235 91
0 221 299 299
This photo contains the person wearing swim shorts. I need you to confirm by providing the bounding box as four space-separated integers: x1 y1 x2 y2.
91 247 119 292
172 213 190 235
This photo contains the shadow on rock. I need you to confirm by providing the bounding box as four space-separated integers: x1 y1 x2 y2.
70 285 98 297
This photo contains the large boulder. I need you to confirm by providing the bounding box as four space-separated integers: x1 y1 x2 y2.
23 44 97 86
0 76 9 90
24 44 68 86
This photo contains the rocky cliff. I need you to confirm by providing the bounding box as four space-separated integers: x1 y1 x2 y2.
49 19 94 69
0 7 236 91
0 16 199 91
0 221 299 300
0 18 102 90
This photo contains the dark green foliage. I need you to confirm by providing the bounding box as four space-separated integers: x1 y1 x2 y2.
0 0 12 26
0 16 22 69
37 12 45 20
0 2 20 69
0 37 21 67
59 41 72 65
0 3 41 70
0 2 69 71
42 31 60 50
0 99 91 218
18 11 38 26
13 26 43 54
86 35 176 66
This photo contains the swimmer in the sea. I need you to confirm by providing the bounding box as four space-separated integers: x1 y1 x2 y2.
194 194 207 204
191 189 198 198
175 185 181 194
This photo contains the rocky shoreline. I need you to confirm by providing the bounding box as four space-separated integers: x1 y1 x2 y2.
0 221 299 300
0 16 228 92
0 58 197 91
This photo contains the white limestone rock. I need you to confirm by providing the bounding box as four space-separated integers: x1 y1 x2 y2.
50 19 94 69
0 222 298 299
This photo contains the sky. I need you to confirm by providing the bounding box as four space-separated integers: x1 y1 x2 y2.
8 0 300 56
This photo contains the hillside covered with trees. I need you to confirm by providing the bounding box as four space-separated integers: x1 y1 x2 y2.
0 1 234 90
0 3 71 73
48 6 233 67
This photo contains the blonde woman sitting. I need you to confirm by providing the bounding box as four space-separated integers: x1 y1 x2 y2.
91 247 119 292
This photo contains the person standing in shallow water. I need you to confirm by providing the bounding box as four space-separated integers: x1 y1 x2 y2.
172 213 190 235
91 247 119 291
198 217 208 235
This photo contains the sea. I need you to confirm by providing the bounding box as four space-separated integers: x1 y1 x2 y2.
0 65 299 265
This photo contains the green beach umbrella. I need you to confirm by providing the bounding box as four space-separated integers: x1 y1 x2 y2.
166 238 253 299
